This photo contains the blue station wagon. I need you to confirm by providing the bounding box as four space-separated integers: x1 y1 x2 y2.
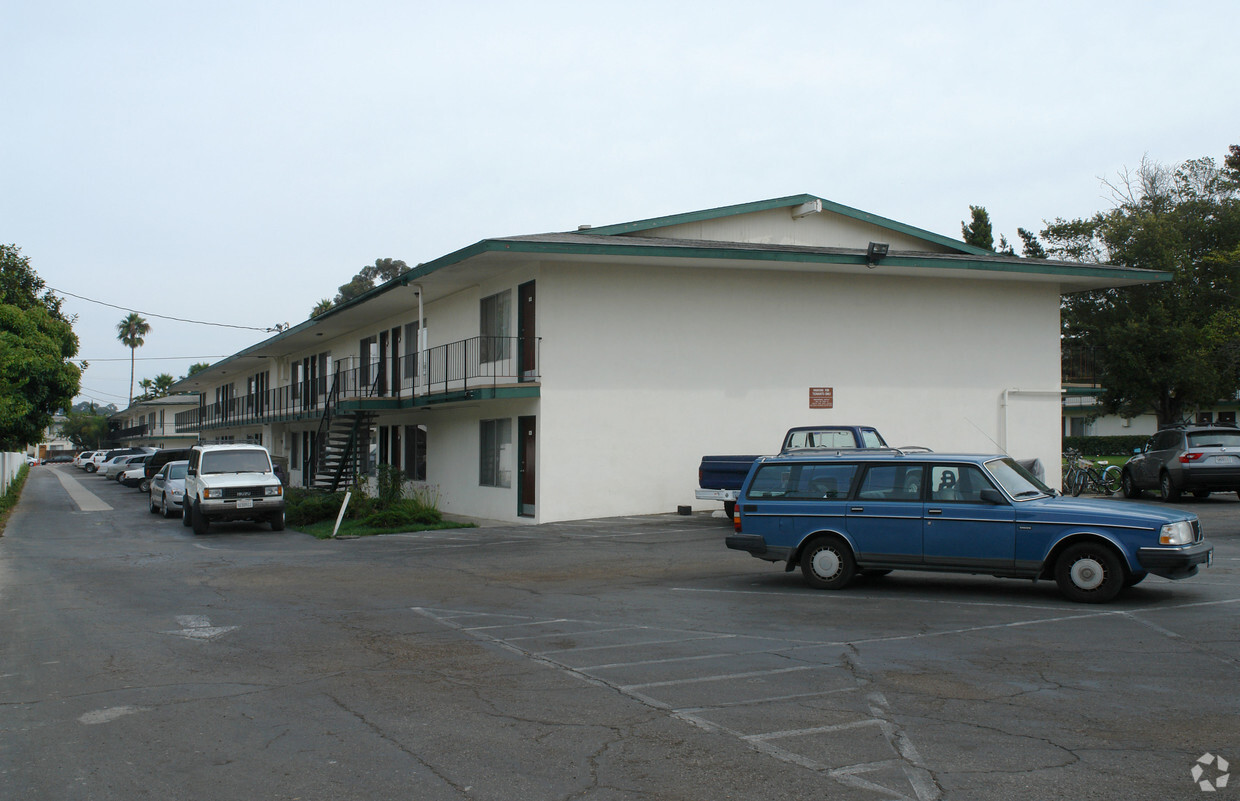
725 450 1213 603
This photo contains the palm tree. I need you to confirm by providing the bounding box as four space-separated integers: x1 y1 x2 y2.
137 377 154 401
116 313 151 405
310 298 333 318
152 373 175 398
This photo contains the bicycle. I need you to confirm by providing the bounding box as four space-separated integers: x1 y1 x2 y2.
1062 448 1122 496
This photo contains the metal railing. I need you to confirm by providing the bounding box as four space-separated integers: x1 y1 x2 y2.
175 335 540 432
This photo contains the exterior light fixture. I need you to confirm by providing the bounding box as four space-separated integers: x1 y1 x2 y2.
866 241 890 267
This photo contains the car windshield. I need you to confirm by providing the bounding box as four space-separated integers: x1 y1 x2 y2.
168 463 188 480
985 457 1054 499
200 451 271 474
1187 431 1240 448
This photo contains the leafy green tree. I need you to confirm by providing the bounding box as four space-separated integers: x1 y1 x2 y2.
60 408 110 449
0 246 81 449
309 298 333 319
1049 148 1240 425
152 373 175 397
961 206 995 251
184 362 211 379
1017 227 1047 259
116 312 150 405
323 258 410 313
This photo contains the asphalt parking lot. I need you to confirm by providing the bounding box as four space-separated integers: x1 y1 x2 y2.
5 468 1239 801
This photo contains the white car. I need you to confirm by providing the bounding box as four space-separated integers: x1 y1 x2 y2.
148 460 188 518
74 451 98 468
103 454 150 480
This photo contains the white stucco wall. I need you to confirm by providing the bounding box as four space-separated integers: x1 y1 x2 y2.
534 260 1063 522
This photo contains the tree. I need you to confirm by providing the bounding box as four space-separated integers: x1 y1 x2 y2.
116 312 150 405
0 245 81 449
315 258 410 317
961 206 995 251
183 362 211 379
60 408 110 449
152 373 175 397
1017 227 1047 259
1048 148 1240 425
137 377 154 401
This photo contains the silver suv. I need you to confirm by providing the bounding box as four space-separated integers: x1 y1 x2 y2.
183 444 285 534
1122 424 1240 501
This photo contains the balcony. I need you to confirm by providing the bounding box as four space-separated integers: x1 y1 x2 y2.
111 423 148 440
177 335 540 432
1061 344 1098 387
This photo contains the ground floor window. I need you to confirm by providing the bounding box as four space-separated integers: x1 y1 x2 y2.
405 424 426 481
479 418 511 487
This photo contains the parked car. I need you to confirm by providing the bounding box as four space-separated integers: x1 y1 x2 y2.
103 453 151 480
726 449 1212 603
87 447 149 473
183 444 285 534
119 463 149 488
141 447 194 493
1122 424 1240 501
74 451 98 468
697 426 892 516
149 460 188 518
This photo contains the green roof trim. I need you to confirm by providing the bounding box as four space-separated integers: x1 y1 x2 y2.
387 236 1170 286
576 194 996 256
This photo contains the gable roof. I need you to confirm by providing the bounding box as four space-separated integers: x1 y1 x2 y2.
576 193 996 256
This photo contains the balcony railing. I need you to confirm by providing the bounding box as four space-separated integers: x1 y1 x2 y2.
1061 344 1098 386
176 335 539 432
112 423 148 439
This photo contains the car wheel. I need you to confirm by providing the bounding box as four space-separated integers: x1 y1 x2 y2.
85 464 95 473
800 536 856 590
161 493 176 519
269 509 286 532
1121 469 1143 499
191 502 209 535
182 499 194 527
139 479 151 493
1192 490 1210 499
1054 542 1125 603
149 495 160 513
1159 471 1181 502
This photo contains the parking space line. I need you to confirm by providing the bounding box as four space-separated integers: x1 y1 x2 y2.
52 468 112 512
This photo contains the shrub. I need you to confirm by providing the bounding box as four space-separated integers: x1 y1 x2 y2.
1062 435 1148 457
362 500 442 529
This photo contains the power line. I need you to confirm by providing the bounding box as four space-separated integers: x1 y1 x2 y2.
49 286 282 332
77 356 226 362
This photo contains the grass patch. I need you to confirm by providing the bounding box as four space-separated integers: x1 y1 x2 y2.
0 464 31 537
295 517 476 539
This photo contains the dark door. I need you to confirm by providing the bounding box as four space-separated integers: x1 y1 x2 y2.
390 326 402 397
518 281 536 381
518 415 536 517
377 331 389 395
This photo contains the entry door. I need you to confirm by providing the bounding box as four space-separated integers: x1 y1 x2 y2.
390 326 402 397
518 416 536 517
518 281 536 381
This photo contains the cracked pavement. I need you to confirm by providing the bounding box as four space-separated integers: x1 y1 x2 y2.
2 466 1238 800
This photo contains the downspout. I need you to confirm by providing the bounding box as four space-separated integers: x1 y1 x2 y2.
410 284 424 397
1000 388 1065 451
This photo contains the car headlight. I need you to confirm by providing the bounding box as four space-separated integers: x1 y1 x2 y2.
265 485 282 496
171 488 183 499
203 488 223 499
1160 520 1195 545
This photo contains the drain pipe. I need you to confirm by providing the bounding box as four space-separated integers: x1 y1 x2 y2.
411 284 424 396
1000 388 1064 451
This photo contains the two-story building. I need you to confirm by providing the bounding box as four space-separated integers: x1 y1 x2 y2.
171 195 1166 523
108 394 201 450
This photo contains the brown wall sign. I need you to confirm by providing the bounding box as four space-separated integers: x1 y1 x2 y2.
809 387 833 409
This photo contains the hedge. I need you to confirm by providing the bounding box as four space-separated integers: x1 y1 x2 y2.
1062 435 1147 457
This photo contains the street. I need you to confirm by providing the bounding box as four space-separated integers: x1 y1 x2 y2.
2 465 1238 800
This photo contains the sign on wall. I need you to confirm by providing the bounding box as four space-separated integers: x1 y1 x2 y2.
809 387 833 409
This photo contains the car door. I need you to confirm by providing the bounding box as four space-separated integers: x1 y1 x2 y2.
845 463 925 565
922 464 1016 569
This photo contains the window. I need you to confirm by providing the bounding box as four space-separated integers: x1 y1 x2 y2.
857 464 925 501
405 424 427 481
479 418 512 487
480 290 511 364
928 464 995 503
747 463 858 499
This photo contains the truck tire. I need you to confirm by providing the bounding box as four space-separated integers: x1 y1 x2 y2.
191 501 210 535
269 509 285 532
723 501 736 518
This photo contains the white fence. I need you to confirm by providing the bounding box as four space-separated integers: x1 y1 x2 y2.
1 452 25 497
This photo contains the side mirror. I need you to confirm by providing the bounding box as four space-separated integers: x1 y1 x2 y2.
187 467 197 476
979 488 1007 505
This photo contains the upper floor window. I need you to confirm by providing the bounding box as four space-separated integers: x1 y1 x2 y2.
480 290 511 364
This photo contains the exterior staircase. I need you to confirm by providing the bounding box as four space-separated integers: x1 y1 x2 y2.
311 410 376 491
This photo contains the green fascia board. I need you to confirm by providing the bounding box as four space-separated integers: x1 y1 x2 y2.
386 237 1169 285
576 194 996 256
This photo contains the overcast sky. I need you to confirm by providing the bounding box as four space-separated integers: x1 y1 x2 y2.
4 1 1238 410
